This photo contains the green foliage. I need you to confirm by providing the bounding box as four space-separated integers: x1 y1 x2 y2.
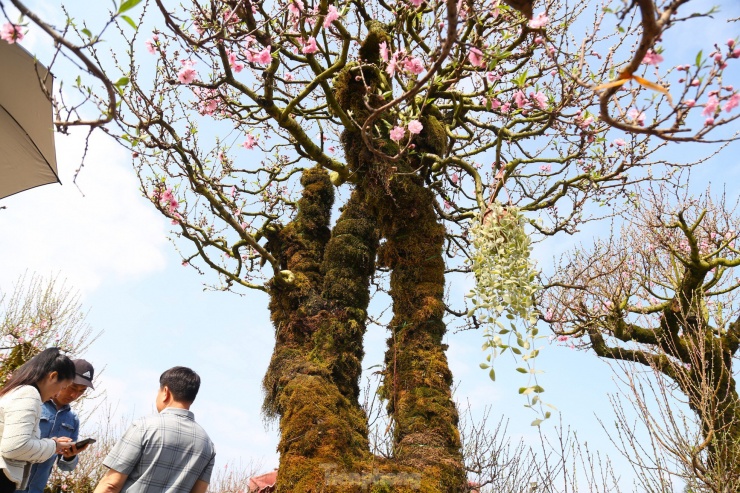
468 202 549 422
117 0 143 15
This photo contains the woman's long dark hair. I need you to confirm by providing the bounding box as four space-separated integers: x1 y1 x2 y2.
0 348 75 398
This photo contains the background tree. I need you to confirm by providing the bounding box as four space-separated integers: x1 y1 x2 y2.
542 185 740 490
0 273 97 381
3 0 739 490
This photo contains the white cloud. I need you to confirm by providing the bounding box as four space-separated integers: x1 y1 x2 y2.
0 128 168 295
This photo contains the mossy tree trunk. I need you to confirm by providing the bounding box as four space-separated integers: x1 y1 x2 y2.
264 168 382 491
376 169 467 492
262 17 466 490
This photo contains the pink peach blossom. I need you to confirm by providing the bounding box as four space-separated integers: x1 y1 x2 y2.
702 95 719 116
642 50 663 66
528 12 549 29
390 126 405 142
302 37 319 54
627 108 645 126
379 41 389 62
723 93 740 112
177 59 198 84
469 48 485 68
228 50 244 72
386 56 399 77
243 134 257 149
323 5 340 27
408 120 423 134
288 0 304 15
404 57 425 75
145 38 157 54
514 90 527 108
0 23 23 44
486 71 500 83
530 91 547 109
255 47 272 65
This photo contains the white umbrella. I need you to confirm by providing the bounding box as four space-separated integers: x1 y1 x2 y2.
0 40 59 199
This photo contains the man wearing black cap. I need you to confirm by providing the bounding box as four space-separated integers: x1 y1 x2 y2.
18 359 96 493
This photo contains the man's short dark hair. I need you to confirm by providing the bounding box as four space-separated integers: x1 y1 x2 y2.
160 366 201 403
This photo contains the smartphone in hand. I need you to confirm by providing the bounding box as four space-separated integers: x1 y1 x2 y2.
74 438 96 448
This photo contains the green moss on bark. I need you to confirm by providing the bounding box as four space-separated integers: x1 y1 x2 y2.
374 167 467 492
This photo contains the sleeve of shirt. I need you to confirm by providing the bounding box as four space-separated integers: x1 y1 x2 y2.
57 413 80 472
102 421 144 475
57 453 78 472
0 387 56 463
197 452 215 483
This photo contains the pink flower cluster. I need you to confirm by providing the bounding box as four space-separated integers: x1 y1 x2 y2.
574 111 594 129
228 50 245 72
242 35 273 65
302 37 319 54
288 0 303 16
380 42 427 77
642 50 663 66
193 88 220 116
701 90 740 125
1 23 23 44
145 34 159 54
627 108 645 126
510 90 548 111
286 0 341 31
177 59 198 84
152 187 182 224
323 5 340 27
528 12 549 29
243 134 258 150
389 119 423 142
469 48 485 68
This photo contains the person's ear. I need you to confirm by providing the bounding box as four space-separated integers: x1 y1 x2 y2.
47 371 59 383
162 385 171 402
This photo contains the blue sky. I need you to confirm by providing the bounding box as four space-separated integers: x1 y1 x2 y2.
1 0 739 489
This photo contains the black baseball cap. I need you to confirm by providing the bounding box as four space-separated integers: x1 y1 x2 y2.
73 359 95 389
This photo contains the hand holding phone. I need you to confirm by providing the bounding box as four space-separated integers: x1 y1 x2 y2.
52 437 73 454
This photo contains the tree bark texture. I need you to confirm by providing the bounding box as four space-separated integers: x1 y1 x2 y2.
264 168 378 491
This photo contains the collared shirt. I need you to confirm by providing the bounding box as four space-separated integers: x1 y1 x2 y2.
103 408 215 493
18 400 79 493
